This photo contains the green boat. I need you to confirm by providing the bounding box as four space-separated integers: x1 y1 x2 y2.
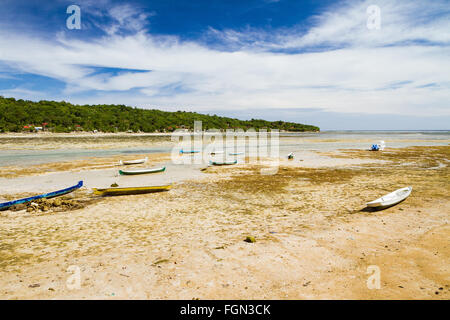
209 160 237 166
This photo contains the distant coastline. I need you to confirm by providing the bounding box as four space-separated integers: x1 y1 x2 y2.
0 96 320 133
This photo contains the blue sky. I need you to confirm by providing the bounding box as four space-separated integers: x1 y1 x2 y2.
0 0 449 129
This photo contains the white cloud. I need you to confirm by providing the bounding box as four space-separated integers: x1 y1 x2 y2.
104 4 153 35
0 0 448 118
211 0 450 49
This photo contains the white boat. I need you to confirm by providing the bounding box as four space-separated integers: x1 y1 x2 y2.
366 186 412 209
370 140 386 151
119 166 165 175
119 157 148 165
210 150 224 155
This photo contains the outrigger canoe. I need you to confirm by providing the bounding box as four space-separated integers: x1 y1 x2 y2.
119 157 148 165
0 181 83 210
366 186 412 209
93 184 171 196
119 166 166 175
209 160 237 166
180 149 200 154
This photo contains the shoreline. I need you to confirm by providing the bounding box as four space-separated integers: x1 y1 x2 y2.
1 129 449 139
0 132 175 138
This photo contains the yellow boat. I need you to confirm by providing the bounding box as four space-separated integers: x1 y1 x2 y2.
93 185 171 196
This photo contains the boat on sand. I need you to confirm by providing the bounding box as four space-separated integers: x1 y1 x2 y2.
119 157 148 165
210 160 237 166
366 186 412 209
93 185 171 196
370 141 386 151
180 149 200 154
119 166 166 175
0 181 83 210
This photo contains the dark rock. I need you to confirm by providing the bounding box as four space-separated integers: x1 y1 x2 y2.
244 236 256 243
11 203 26 210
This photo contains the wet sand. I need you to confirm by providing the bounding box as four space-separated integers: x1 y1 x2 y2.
0 133 173 151
0 146 448 299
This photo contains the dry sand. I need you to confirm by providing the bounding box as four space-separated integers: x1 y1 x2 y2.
0 146 448 299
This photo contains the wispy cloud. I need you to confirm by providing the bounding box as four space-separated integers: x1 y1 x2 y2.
207 0 450 50
103 4 153 35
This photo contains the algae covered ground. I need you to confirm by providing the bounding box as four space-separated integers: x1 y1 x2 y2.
0 146 448 299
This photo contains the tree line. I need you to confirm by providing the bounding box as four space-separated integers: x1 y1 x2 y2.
0 96 320 133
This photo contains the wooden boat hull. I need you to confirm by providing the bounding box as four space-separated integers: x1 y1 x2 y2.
0 181 83 210
119 167 166 175
93 185 171 196
366 186 412 209
210 160 237 166
119 157 148 165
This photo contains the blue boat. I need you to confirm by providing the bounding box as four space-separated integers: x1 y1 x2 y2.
0 181 83 210
180 149 200 154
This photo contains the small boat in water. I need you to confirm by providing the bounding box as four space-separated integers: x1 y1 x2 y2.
180 149 200 154
119 166 166 175
366 186 412 209
210 150 224 155
229 152 244 156
0 181 83 210
119 157 148 165
93 184 171 196
210 160 237 166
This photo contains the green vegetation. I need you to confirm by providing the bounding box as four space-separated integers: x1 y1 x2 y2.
0 96 319 133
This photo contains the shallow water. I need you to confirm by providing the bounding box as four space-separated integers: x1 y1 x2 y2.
0 131 448 167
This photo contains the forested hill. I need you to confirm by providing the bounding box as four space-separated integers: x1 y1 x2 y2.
0 96 320 133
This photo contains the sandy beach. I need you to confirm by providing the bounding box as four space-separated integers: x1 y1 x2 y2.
0 138 448 299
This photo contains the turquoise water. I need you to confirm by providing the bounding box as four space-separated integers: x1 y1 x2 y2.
0 131 448 167
0 147 170 167
278 130 450 153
